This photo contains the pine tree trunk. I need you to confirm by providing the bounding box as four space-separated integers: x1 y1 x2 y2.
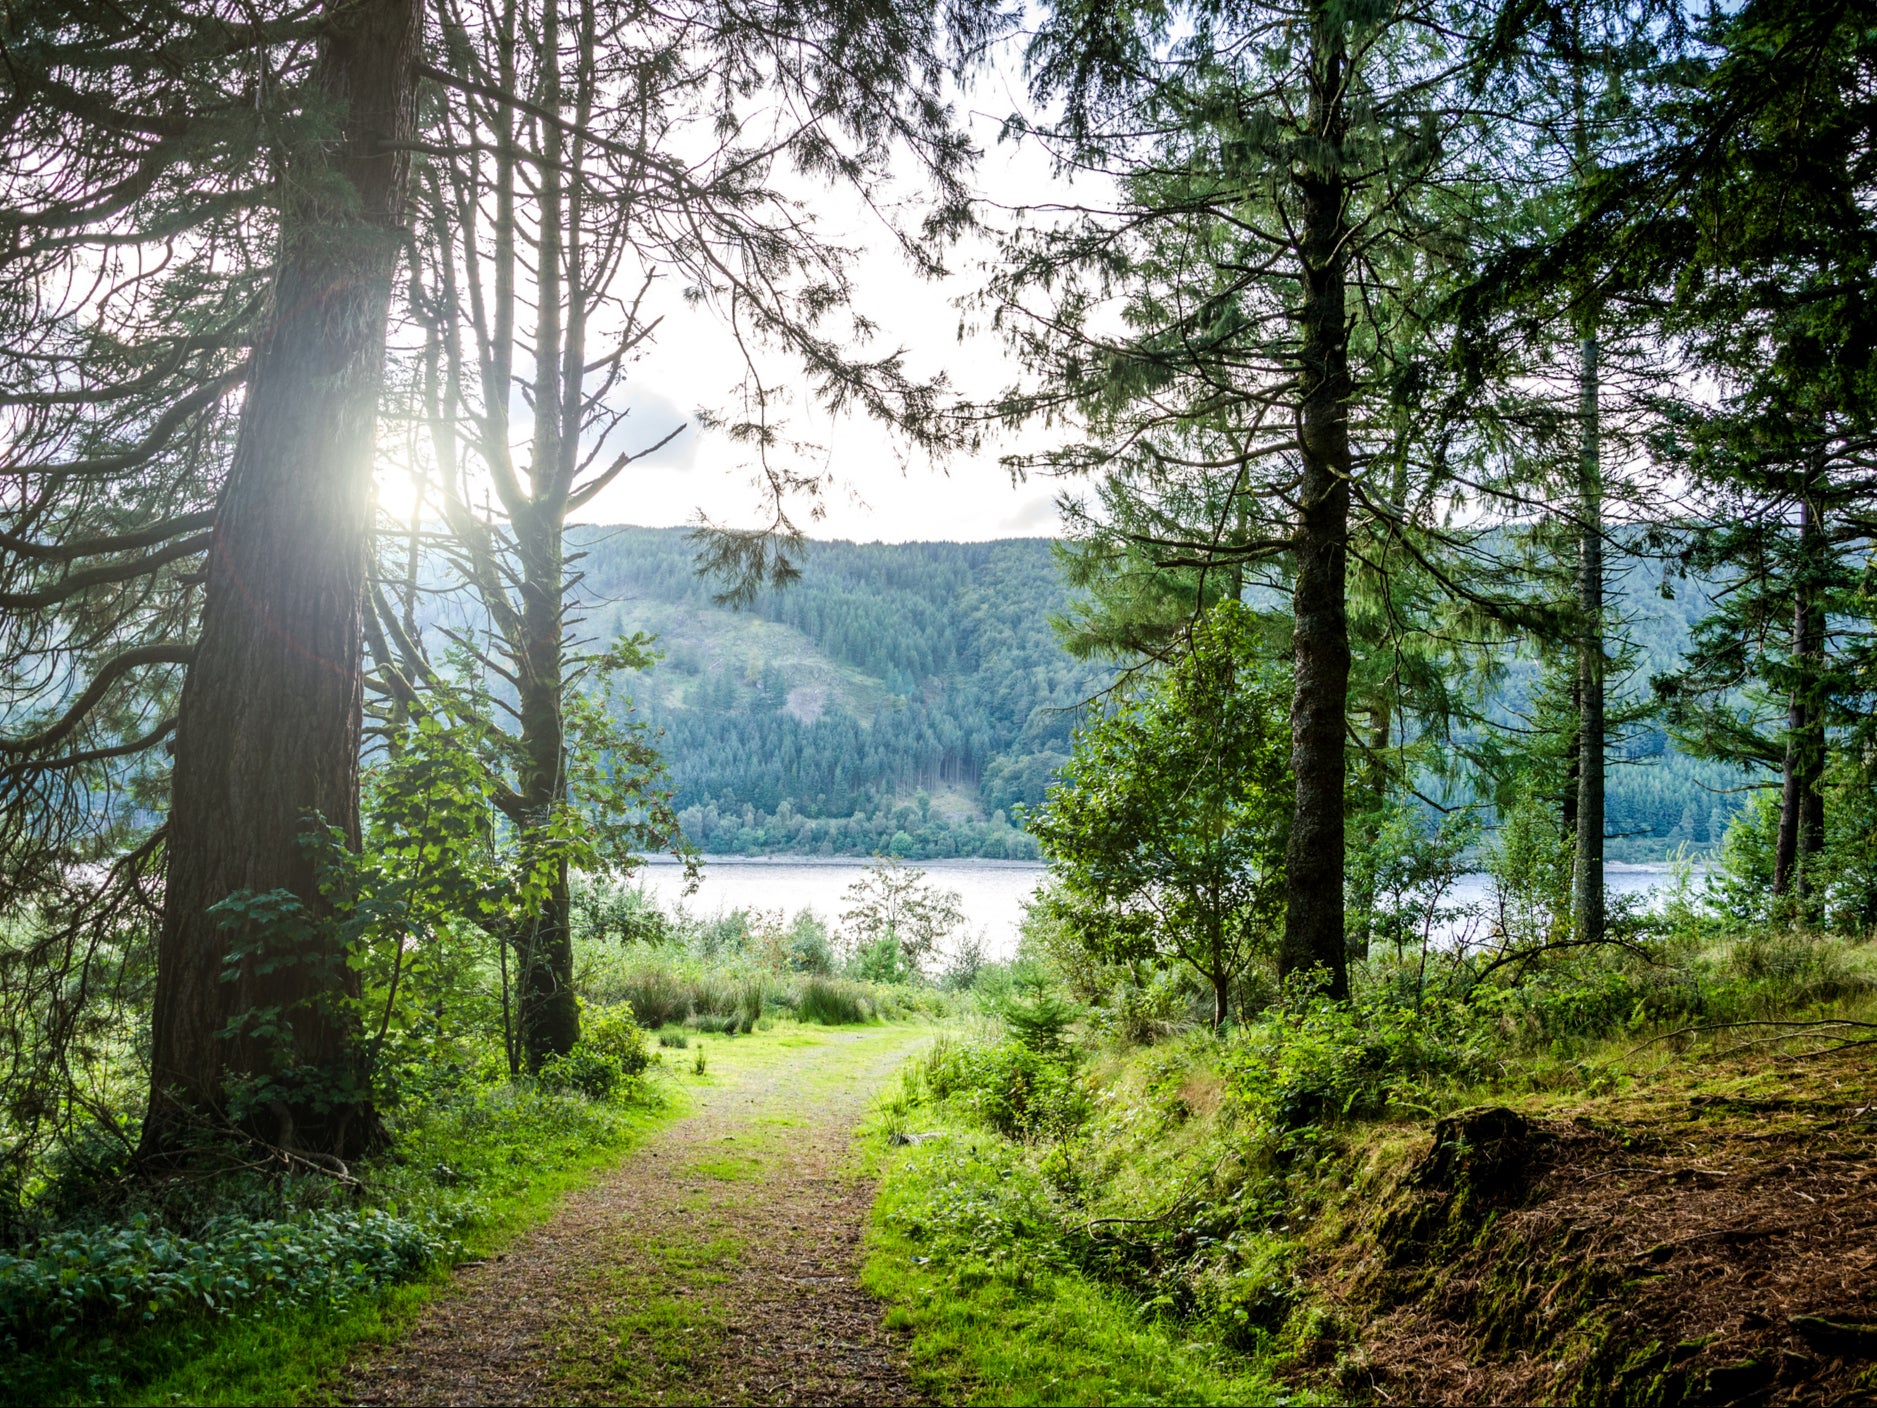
1562 678 1579 840
1279 8 1352 1000
515 507 577 1066
1774 687 1804 897
1775 490 1826 905
1573 328 1605 946
514 0 579 1067
1347 701 1390 963
141 0 422 1160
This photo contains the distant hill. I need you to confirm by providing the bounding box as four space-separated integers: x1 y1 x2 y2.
570 526 1747 862
574 528 1110 859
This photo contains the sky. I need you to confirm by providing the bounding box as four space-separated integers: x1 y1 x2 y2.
564 63 1084 546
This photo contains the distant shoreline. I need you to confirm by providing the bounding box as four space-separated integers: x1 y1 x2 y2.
640 853 1047 871
637 853 1702 875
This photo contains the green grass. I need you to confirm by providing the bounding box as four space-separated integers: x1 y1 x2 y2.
7 1020 938 1407
3 1084 681 1407
860 1112 1297 1407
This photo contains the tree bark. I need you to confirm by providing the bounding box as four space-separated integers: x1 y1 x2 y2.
514 503 577 1066
511 0 581 1067
1279 7 1352 1000
1347 700 1390 963
1573 327 1605 946
1774 489 1826 905
1562 678 1579 840
141 0 422 1160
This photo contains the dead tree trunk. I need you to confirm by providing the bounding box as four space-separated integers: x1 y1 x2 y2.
142 0 422 1160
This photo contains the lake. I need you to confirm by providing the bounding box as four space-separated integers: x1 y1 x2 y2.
633 856 1698 961
636 856 1049 959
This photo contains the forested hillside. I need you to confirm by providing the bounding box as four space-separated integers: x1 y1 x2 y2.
572 527 1742 861
575 528 1109 858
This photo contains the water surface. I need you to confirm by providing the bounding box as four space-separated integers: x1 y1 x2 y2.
636 856 1048 960
634 856 1697 962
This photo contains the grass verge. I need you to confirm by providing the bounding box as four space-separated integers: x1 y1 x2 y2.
4 1082 683 1407
859 1109 1298 1407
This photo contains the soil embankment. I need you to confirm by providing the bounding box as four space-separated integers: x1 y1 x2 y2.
1321 1047 1877 1405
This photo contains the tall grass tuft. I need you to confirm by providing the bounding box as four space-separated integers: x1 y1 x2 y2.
796 976 875 1025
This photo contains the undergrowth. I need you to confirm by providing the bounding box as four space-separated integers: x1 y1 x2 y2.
0 1055 671 1407
864 926 1877 1404
1 868 964 1406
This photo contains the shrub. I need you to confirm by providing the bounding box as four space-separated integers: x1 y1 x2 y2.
539 1002 651 1100
0 1208 443 1346
847 933 916 985
1103 969 1206 1045
581 1002 653 1076
1226 994 1493 1133
999 972 1078 1053
924 1037 1090 1140
784 912 837 975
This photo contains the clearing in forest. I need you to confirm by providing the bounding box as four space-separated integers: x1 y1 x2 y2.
343 1024 932 1407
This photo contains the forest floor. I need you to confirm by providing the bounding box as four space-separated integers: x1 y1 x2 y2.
1315 1040 1877 1406
339 1023 934 1407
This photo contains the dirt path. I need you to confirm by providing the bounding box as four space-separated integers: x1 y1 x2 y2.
343 1025 933 1407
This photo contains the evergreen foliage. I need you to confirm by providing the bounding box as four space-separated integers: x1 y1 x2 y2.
571 526 1738 860
574 527 1112 858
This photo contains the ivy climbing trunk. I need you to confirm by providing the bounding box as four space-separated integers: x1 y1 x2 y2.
1279 5 1353 1001
141 0 422 1160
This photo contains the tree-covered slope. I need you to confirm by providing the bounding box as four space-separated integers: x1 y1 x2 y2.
572 526 1745 862
574 528 1111 858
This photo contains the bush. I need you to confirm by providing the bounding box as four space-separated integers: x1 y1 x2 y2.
538 1002 652 1100
784 912 837 975
1102 969 1207 1045
1226 993 1494 1133
999 972 1078 1053
0 1208 444 1346
847 933 916 985
923 1037 1090 1141
582 1002 653 1075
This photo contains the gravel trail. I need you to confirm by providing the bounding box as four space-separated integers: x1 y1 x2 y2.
343 1026 931 1407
